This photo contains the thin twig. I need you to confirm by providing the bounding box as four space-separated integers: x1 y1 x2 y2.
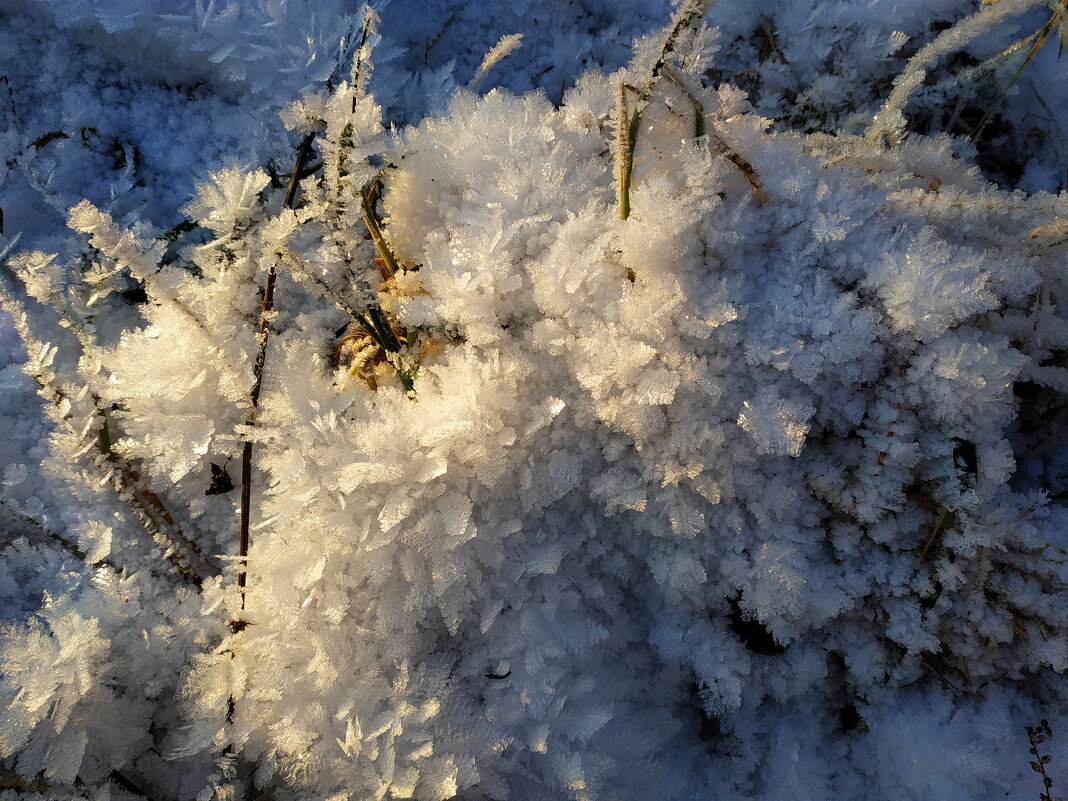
237 132 314 607
283 133 315 210
97 414 220 576
349 5 377 98
920 655 963 691
973 0 1067 140
662 66 766 203
226 134 312 769
276 247 396 356
1025 719 1059 801
711 135 767 203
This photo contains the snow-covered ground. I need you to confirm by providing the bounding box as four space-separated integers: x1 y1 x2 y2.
1 1 1067 800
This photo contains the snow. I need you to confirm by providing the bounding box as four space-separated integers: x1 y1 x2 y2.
1 1 1067 800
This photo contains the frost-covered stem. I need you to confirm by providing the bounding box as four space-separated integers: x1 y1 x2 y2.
0 497 103 567
618 0 713 219
237 132 314 605
66 199 246 386
866 0 1048 142
712 134 767 203
349 4 378 96
96 415 220 578
0 284 212 583
237 270 274 606
163 296 248 390
661 66 766 203
470 33 523 92
638 0 713 104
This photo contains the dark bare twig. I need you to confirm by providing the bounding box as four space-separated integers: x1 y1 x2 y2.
283 133 315 210
237 132 314 607
1026 719 1061 801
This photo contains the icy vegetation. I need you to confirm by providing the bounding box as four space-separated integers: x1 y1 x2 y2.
1 0 1068 799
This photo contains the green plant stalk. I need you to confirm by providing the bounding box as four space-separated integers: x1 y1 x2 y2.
357 179 417 391
276 247 401 351
360 185 400 279
620 104 640 220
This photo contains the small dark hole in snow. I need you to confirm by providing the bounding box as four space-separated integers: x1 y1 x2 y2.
953 438 978 479
121 286 148 305
728 596 785 656
839 701 862 733
690 682 720 741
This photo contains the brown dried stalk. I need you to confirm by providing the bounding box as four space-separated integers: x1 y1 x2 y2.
920 506 954 559
709 134 767 204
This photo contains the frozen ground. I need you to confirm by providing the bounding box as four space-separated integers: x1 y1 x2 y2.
1 1 1067 800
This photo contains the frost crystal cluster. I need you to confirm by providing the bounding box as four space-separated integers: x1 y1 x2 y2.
1 1 1067 800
